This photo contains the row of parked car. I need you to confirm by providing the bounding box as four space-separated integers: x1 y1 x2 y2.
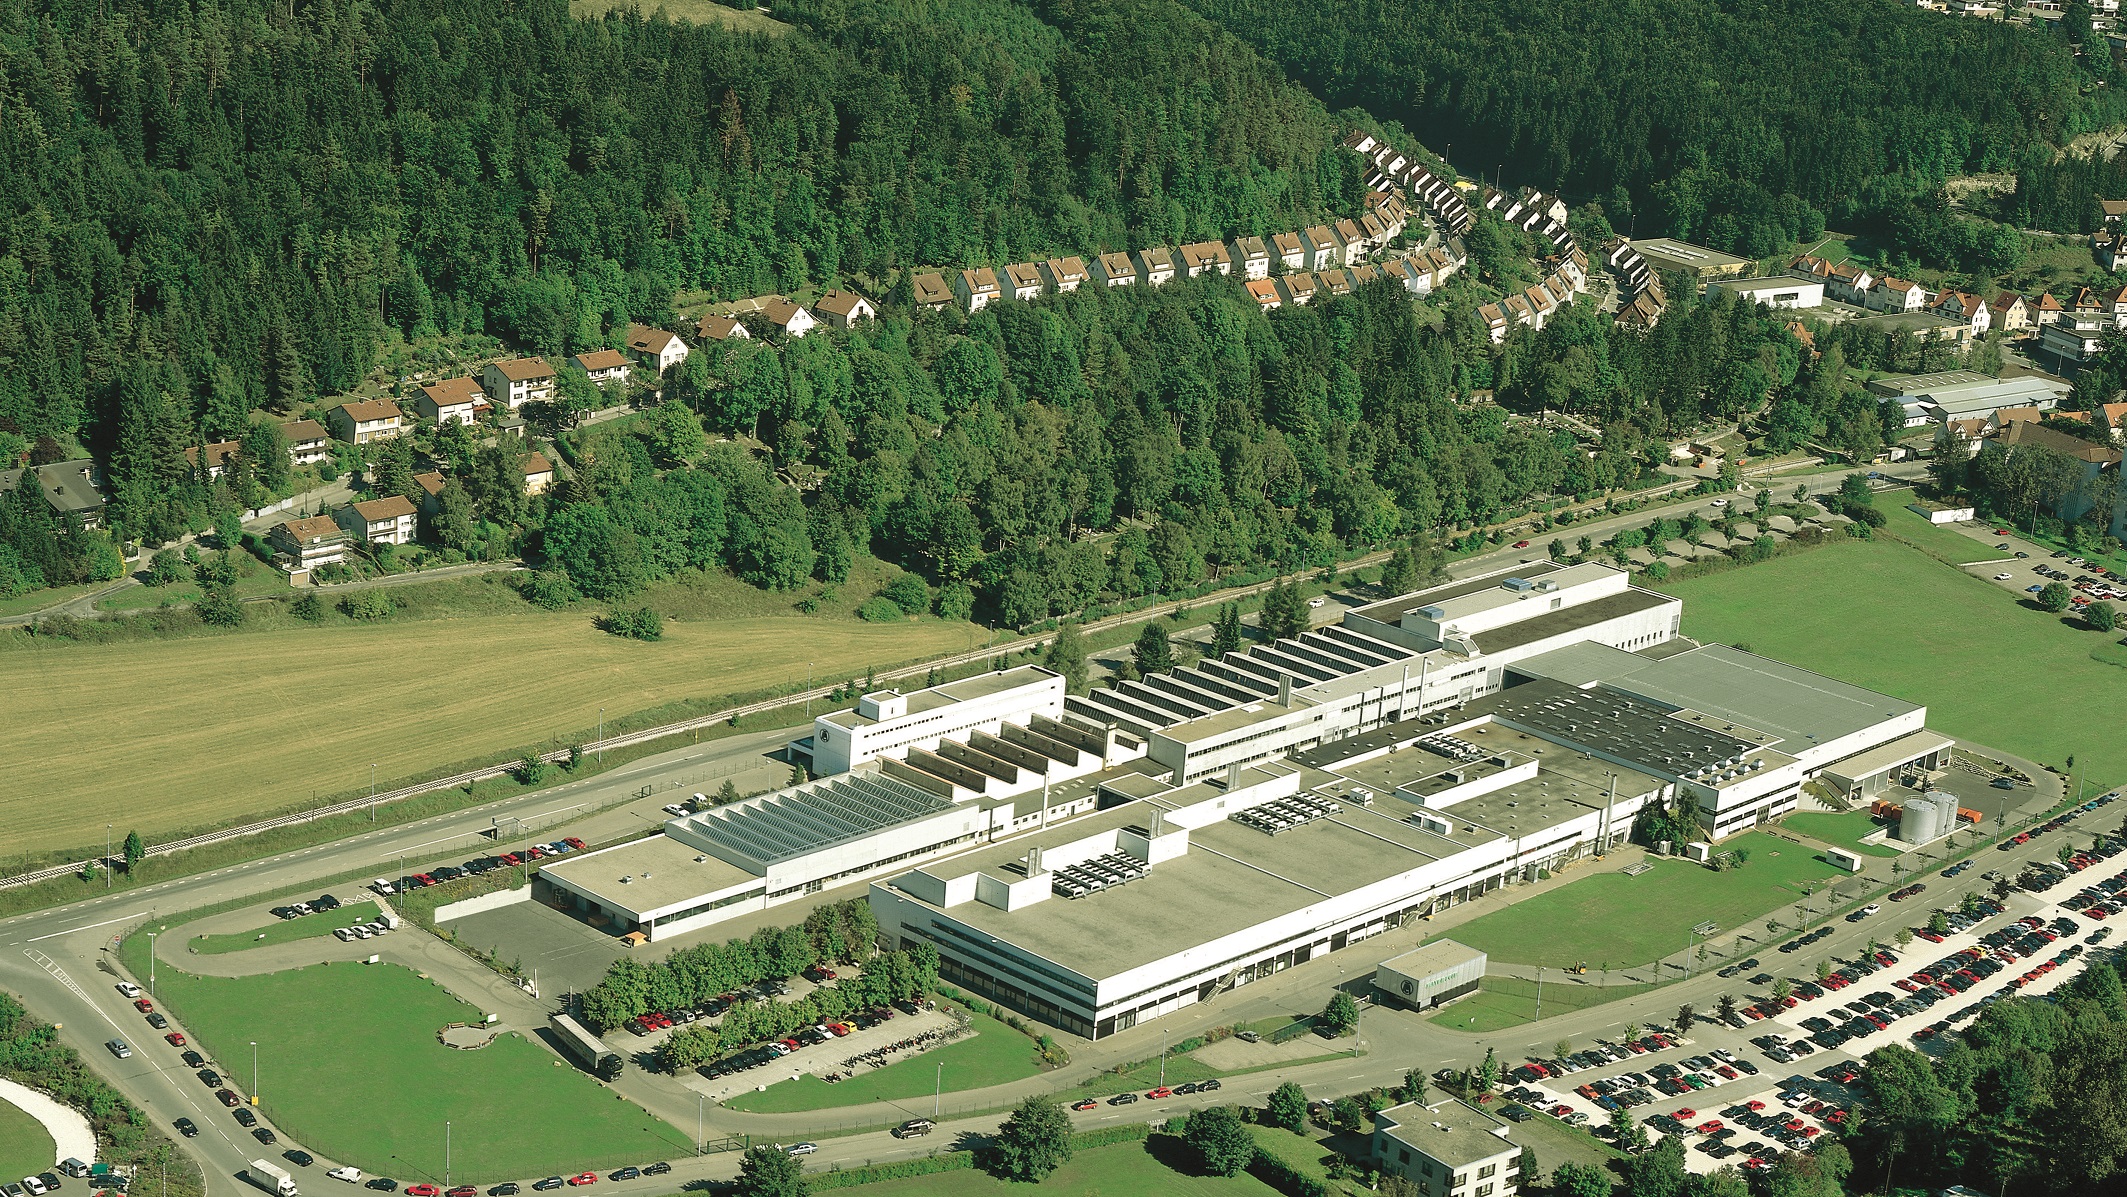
1080 1078 1224 1109
1776 925 1838 953
1503 1031 1679 1087
374 840 588 894
325 1165 673 1195
269 894 343 920
697 1004 907 1079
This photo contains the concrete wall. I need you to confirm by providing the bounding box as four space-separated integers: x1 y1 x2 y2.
433 884 532 922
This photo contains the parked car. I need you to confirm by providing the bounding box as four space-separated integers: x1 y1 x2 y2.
173 1118 198 1138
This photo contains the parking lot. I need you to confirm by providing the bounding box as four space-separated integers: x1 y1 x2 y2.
681 1002 960 1103
1958 527 2127 622
1493 791 2124 1174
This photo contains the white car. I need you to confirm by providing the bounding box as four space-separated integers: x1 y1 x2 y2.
781 1143 818 1157
116 982 142 999
328 1168 362 1184
1862 903 1881 916
332 928 353 942
1711 498 1728 507
352 926 373 940
662 803 691 817
25 1177 50 1195
1306 597 1326 609
1994 573 2013 581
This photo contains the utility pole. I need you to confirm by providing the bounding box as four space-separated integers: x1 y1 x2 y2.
105 825 111 888
1534 966 1544 1022
251 1041 258 1096
804 663 813 722
697 1093 704 1156
369 764 377 822
147 933 157 997
446 1121 451 1187
935 1061 944 1118
599 708 605 764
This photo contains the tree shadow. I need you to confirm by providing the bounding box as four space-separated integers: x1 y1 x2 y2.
1143 1130 1210 1176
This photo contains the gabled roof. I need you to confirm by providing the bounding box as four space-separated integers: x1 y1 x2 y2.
412 470 447 499
1245 278 1282 307
1004 262 1043 290
1040 258 1088 284
626 324 681 355
959 267 1001 293
488 357 554 382
1138 245 1176 271
761 297 813 327
276 515 344 544
1097 251 1136 278
2035 292 2066 312
337 398 402 423
523 451 555 477
574 348 631 371
1231 237 1269 260
280 419 329 444
350 495 417 521
815 289 875 317
697 312 749 340
1998 418 2123 463
1272 231 1304 255
184 441 242 470
420 376 485 408
911 273 954 306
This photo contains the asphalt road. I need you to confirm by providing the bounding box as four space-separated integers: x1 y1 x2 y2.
0 456 1948 1195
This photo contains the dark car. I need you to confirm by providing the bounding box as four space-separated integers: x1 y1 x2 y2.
284 1152 314 1168
234 1108 258 1127
532 1181 565 1193
607 1170 638 1183
145 1012 168 1029
253 1128 278 1145
640 1166 670 1178
198 1069 222 1087
174 1118 198 1138
180 1050 205 1068
488 1186 520 1197
1108 1091 1139 1105
366 1181 399 1193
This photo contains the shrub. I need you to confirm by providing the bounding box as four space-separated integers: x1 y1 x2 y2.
1247 1149 1330 1197
290 593 325 622
145 548 188 585
858 596 905 623
883 572 930 615
522 570 579 610
338 589 395 620
601 606 664 640
195 584 246 627
934 581 975 622
516 753 552 785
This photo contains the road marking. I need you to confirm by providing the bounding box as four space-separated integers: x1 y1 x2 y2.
23 949 125 1032
28 911 141 942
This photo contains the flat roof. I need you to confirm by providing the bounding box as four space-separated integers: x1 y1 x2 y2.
1509 640 1658 688
1380 939 1485 978
1596 644 1921 753
680 773 957 865
542 834 759 916
1865 370 1989 397
818 665 1055 731
1156 696 1317 746
1820 729 1956 784
1418 562 1624 624
1350 562 1563 625
1717 276 1823 291
1469 587 1676 653
1379 1100 1518 1166
1478 677 1782 778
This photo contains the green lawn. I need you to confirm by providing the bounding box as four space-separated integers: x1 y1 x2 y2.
1429 977 1658 1033
1440 834 1844 967
1880 503 2005 565
721 1012 1045 1113
191 901 382 955
1662 534 2127 789
827 1138 1286 1197
0 1097 57 1177
99 566 290 613
142 961 689 1180
1783 812 1902 858
0 579 110 618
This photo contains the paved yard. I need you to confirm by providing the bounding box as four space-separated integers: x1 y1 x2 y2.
447 897 625 996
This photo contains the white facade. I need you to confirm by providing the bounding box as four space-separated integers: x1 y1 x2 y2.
808 666 1068 777
1711 277 1824 310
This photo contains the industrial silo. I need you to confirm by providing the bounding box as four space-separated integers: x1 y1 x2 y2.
1898 790 1958 844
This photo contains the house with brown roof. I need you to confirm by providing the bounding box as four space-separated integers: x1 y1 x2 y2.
2103 198 2127 225
480 358 557 410
1277 272 1318 306
955 267 1003 311
1319 268 1355 298
1300 225 1342 271
1245 278 1282 312
1179 241 1231 278
1382 256 1429 296
2071 285 2104 313
1357 212 1391 252
2097 230 2127 273
911 273 955 311
1136 246 1177 287
1350 263 1382 287
268 515 351 581
1272 231 1306 271
1867 277 1928 314
1334 218 1369 263
1040 258 1089 293
573 348 632 387
697 313 752 342
815 290 878 328
1093 252 1138 288
1373 195 1410 241
2032 292 2066 326
1478 302 1509 344
185 440 243 481
334 495 418 546
522 452 556 496
411 470 448 514
1231 237 1270 280
626 324 690 373
1996 419 2125 536
415 376 485 426
1988 293 2032 334
760 298 818 338
280 419 332 467
1930 290 1992 336
328 398 405 445
1003 262 1045 301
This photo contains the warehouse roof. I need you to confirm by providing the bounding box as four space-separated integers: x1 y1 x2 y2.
1469 587 1676 653
541 833 761 917
1592 644 1922 754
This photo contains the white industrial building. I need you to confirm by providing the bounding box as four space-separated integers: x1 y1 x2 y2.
1710 276 1824 310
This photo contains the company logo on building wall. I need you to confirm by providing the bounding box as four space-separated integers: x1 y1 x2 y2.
1401 979 1415 996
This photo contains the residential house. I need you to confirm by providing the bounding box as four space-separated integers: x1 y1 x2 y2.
1300 225 1343 271
2104 198 2127 226
1617 291 1665 330
1245 278 1282 312
1524 284 1559 325
280 419 332 467
1357 212 1391 253
1136 246 1177 287
268 515 350 581
410 470 448 514
1334 218 1369 262
1986 407 2047 434
1372 1100 1521 1197
2072 285 2104 315
911 273 955 312
1383 256 1429 296
334 495 418 546
1231 237 1270 280
2097 230 2127 273
955 267 1003 311
1988 293 2032 335
328 398 405 444
1996 419 2126 537
1272 231 1306 271
697 313 751 342
626 324 690 373
814 289 878 328
184 440 242 480
1477 302 1509 344
1320 268 1355 298
2032 292 2066 326
760 298 818 338
1931 291 1992 337
1003 262 1045 301
1787 254 1833 282
414 377 484 426
1373 195 1410 241
2041 306 2106 363
2107 285 2127 330
1093 252 1139 287
0 459 105 529
1179 241 1231 277
573 348 632 387
1826 263 1875 305
1503 293 1536 331
1350 262 1382 287
1868 277 1928 314
1278 272 1319 306
2096 401 2127 441
480 358 557 410
522 452 556 496
1039 258 1089 293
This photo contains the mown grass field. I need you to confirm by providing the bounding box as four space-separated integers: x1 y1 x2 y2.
191 901 382 955
145 961 688 1180
1429 977 1658 1033
720 1012 1046 1113
832 1138 1289 1197
1440 834 1844 967
0 1097 57 1176
1661 532 2127 788
0 597 972 855
1783 812 1902 858
569 0 788 34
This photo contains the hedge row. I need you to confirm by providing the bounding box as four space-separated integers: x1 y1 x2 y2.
1248 1148 1332 1197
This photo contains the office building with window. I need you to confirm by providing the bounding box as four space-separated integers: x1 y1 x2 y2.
1374 1100 1522 1197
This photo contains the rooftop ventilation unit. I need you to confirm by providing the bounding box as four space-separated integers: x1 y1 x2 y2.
1502 577 1535 592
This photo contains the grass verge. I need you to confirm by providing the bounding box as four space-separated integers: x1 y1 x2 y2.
719 1012 1047 1113
817 1136 1285 1197
1782 812 1902 859
190 901 383 955
1428 976 1659 1033
0 1097 57 1177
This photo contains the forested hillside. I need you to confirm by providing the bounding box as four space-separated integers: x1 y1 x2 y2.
1177 0 2122 253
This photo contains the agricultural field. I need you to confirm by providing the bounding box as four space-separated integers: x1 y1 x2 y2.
1440 833 1846 968
0 572 974 856
139 960 689 1180
1661 533 2127 789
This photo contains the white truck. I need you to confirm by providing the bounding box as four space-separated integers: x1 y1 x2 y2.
244 1160 298 1197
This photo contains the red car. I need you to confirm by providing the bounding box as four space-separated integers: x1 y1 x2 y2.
1697 1121 1723 1135
1512 540 1532 549
1147 1086 1174 1100
1746 1100 1765 1111
1994 528 2012 535
407 1186 441 1197
1072 1099 1099 1111
1673 1108 1696 1121
567 1175 597 1188
133 998 154 1013
164 1032 186 1047
565 837 586 850
1551 1105 1574 1118
216 1089 241 1108
448 1188 478 1197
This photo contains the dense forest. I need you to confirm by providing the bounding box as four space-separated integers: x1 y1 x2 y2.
1177 0 2123 253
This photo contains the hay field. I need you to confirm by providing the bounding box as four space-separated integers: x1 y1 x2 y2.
569 0 789 34
1 610 969 856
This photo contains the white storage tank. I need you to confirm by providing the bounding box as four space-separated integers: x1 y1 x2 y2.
1898 790 1958 844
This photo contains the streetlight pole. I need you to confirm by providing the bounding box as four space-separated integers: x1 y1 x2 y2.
446 1121 451 1187
251 1041 258 1096
697 1093 705 1157
1534 967 1544 1022
599 708 605 764
805 663 813 723
105 825 111 888
147 933 157 997
935 1061 944 1118
370 764 377 822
